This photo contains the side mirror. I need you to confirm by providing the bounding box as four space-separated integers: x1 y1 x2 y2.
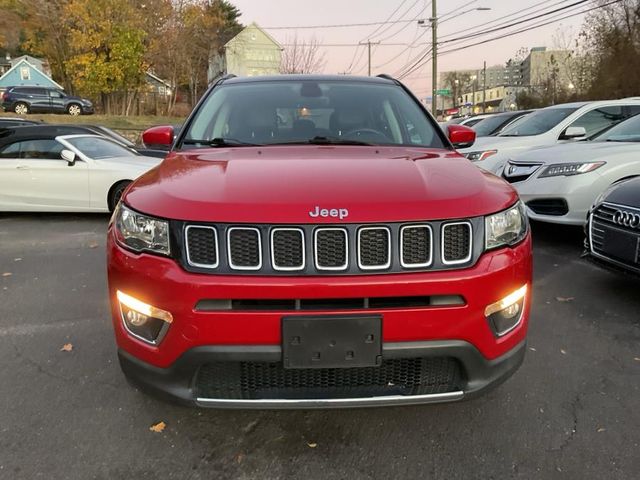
61 149 76 166
142 125 174 149
447 124 476 149
561 126 586 140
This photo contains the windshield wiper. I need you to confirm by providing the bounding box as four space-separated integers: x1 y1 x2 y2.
183 137 263 147
273 136 374 146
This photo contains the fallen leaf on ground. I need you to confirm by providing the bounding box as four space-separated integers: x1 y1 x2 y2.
235 453 244 464
529 347 537 352
307 442 318 448
634 357 640 362
2 272 12 277
597 427 606 433
14 258 22 262
556 297 575 303
88 243 99 249
560 349 567 355
149 421 166 433
60 343 73 352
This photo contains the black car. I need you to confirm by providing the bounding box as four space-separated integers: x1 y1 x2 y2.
1 86 94 115
0 117 41 128
0 124 166 158
586 177 640 275
471 110 533 137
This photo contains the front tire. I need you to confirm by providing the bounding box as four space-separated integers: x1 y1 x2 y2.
14 102 29 115
67 103 82 116
108 181 131 213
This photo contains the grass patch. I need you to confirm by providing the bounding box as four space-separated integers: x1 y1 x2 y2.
1 112 184 131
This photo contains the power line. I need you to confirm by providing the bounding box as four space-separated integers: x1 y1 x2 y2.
371 0 425 42
394 0 589 79
397 0 621 79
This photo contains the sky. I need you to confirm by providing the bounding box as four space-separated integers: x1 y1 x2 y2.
230 0 588 99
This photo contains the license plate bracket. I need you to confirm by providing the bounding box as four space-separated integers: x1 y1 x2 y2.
603 228 639 264
282 315 382 369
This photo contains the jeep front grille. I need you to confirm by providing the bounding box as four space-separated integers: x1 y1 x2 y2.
181 219 481 275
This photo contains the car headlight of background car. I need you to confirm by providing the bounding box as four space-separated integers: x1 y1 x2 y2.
538 161 605 178
113 204 170 255
466 149 498 162
485 201 528 250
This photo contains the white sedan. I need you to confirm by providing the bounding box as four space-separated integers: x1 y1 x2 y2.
502 114 640 225
0 134 161 212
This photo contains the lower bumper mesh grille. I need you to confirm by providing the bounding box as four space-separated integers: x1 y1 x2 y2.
195 357 464 400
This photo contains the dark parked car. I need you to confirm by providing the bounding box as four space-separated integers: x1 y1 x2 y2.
1 86 94 116
586 177 640 275
471 110 533 137
0 124 166 158
0 117 41 128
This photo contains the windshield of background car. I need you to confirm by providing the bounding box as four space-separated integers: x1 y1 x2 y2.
65 136 136 159
499 107 578 137
594 114 640 142
182 80 445 148
471 115 511 136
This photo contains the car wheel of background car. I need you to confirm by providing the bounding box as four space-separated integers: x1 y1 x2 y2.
67 104 82 116
14 102 29 115
108 181 131 212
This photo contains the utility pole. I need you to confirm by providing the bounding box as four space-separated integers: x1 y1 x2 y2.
359 40 380 76
482 60 487 113
430 0 438 117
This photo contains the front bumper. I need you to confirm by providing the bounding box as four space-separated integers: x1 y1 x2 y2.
515 175 607 226
119 339 526 408
108 230 532 407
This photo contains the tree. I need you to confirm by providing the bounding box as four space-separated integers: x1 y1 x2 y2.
64 0 148 114
582 0 640 99
442 71 471 108
280 35 326 74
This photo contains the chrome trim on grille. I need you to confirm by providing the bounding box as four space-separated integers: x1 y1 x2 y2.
185 225 219 269
357 226 391 270
196 390 464 408
314 227 348 271
441 221 473 265
227 227 262 271
400 224 433 268
270 228 305 271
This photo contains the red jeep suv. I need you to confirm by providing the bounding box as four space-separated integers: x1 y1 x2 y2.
107 75 532 408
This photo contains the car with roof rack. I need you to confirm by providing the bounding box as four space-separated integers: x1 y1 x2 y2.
107 74 532 408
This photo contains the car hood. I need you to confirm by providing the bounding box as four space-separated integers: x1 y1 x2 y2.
511 141 640 164
124 146 518 223
603 177 640 207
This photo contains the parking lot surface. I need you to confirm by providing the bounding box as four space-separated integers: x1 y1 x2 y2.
0 214 638 479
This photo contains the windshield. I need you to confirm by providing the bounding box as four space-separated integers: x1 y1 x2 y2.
181 80 445 149
65 136 136 159
593 114 640 142
472 113 527 137
499 107 578 137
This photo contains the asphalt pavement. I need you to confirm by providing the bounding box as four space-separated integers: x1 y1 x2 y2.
0 213 638 479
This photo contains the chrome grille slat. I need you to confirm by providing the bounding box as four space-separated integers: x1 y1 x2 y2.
358 227 391 270
441 222 473 265
400 225 433 268
181 221 477 274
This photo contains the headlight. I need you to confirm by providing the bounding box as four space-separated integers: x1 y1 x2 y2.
466 149 498 162
485 201 528 250
114 204 170 255
538 162 605 178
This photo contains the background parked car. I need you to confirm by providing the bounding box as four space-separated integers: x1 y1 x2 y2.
461 99 640 173
586 176 640 275
0 128 160 212
1 86 94 115
441 113 493 130
471 110 533 137
502 113 640 225
0 123 167 158
0 117 41 128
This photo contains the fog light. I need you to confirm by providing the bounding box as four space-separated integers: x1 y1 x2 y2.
484 285 527 337
117 290 172 344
